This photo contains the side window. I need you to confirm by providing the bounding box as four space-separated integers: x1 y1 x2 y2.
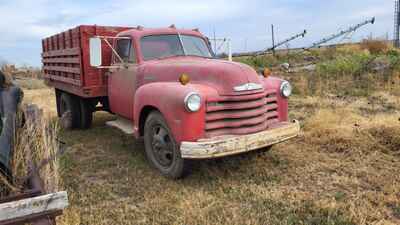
115 39 136 63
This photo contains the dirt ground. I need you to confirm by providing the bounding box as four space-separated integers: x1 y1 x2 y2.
20 78 400 225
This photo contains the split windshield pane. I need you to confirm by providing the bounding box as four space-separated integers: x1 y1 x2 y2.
181 35 212 58
140 34 211 61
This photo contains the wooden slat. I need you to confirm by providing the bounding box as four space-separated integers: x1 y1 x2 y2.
44 74 82 86
0 191 68 222
43 66 81 74
42 48 80 57
42 57 80 64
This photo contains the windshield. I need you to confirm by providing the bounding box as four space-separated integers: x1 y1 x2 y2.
140 34 212 61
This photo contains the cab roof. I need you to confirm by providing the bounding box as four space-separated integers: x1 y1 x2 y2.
117 27 205 39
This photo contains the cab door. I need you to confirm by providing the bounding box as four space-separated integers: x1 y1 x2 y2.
108 37 138 120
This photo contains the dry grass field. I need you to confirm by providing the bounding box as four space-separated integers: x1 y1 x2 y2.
5 43 400 225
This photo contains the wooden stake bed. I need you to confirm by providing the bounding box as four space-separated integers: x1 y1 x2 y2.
41 25 133 98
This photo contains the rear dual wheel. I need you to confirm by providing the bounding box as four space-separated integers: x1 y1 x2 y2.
58 92 93 129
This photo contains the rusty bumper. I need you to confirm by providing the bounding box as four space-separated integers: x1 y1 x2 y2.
180 120 300 159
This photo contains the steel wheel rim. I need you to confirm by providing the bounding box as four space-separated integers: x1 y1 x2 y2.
150 125 174 168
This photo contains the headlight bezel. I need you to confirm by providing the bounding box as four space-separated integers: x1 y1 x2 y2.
184 92 202 112
280 81 292 98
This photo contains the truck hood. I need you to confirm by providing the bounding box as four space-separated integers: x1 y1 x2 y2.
142 57 264 96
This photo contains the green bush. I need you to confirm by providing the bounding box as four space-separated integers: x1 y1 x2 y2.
387 50 400 70
316 52 374 77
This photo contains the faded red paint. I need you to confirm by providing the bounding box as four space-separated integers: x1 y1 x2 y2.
42 26 290 145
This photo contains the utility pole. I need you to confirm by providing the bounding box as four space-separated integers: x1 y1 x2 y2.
227 39 232 62
396 0 400 47
213 28 217 54
271 24 276 56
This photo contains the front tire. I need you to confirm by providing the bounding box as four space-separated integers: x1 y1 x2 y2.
144 111 187 179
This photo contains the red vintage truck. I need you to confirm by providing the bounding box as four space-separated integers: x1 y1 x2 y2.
41 25 300 178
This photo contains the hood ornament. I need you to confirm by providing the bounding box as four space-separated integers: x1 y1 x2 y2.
234 83 263 92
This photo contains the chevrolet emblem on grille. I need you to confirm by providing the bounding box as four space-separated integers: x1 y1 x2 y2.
233 83 263 92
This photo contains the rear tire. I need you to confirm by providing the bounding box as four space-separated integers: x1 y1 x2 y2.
144 111 187 179
55 89 62 118
80 99 93 129
59 93 81 129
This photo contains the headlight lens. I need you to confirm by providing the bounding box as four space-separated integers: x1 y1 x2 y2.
184 92 202 112
280 81 292 98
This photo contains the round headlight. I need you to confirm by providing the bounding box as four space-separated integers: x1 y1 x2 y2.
280 81 292 98
184 92 202 112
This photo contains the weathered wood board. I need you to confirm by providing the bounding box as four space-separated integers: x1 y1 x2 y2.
0 191 68 222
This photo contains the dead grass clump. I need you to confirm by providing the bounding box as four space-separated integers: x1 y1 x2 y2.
15 110 60 193
304 109 366 154
367 125 400 156
336 44 363 54
14 78 47 90
304 105 400 158
22 89 57 116
0 106 60 196
360 39 390 55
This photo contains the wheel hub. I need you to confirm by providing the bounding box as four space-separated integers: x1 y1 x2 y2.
151 126 174 167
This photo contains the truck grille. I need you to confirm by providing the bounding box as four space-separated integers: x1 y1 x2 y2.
205 90 279 138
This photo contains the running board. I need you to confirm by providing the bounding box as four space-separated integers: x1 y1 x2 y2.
106 117 134 135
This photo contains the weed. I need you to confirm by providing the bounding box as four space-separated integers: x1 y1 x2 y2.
392 205 400 219
334 191 346 201
1 107 60 197
360 39 390 55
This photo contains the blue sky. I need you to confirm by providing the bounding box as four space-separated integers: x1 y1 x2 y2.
0 0 395 67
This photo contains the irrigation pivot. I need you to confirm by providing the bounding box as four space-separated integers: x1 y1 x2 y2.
232 29 307 57
305 17 375 50
267 30 307 53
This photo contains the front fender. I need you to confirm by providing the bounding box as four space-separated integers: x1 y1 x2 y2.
134 82 218 144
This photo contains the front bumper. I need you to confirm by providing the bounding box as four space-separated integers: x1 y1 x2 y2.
180 120 300 159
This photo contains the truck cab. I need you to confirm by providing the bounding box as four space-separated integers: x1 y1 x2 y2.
42 25 300 178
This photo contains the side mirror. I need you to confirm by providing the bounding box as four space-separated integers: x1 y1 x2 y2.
89 37 102 67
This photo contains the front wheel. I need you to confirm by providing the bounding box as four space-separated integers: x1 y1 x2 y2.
144 111 187 179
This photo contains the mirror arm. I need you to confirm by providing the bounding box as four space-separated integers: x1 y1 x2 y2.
103 38 125 64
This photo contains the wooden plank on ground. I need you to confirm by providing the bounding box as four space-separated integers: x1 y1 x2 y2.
0 191 69 222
